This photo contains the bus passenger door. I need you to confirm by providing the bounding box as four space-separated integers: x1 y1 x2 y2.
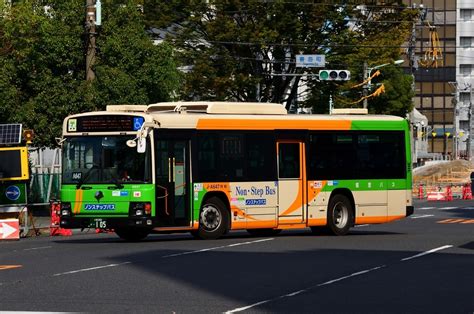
155 139 190 227
277 141 306 224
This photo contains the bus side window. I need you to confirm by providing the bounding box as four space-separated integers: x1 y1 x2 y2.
279 143 300 178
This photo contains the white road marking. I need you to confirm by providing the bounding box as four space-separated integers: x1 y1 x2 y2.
162 238 274 258
226 244 454 313
355 224 370 228
410 214 434 219
400 245 453 261
417 207 435 210
23 246 52 251
51 239 273 277
225 265 386 313
439 207 457 210
53 262 131 276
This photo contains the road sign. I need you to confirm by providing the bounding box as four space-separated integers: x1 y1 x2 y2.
5 185 21 201
296 54 325 68
0 219 20 240
0 183 27 204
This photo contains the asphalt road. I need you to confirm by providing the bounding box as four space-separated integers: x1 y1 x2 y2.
0 199 473 313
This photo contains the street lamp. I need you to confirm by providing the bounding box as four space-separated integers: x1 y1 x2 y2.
363 59 404 109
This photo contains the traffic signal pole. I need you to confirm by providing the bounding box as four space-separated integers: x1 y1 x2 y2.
363 61 368 109
85 0 96 81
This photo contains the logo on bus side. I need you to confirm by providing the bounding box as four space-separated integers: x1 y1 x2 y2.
245 199 267 206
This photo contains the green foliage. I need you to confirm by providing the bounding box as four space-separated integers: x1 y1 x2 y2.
145 2 418 116
368 65 414 116
0 0 180 147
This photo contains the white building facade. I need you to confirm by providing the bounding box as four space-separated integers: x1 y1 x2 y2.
457 0 474 159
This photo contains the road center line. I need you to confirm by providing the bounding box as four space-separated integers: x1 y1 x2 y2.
53 262 131 276
400 245 453 261
162 238 274 258
410 214 434 219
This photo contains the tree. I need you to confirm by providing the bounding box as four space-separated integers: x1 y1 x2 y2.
305 4 418 115
144 1 418 116
144 1 352 110
0 0 181 147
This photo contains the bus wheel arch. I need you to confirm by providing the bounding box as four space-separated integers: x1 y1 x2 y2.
327 189 355 236
194 192 230 240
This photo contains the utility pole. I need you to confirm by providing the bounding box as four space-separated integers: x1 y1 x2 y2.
362 61 368 109
468 84 473 160
85 0 100 81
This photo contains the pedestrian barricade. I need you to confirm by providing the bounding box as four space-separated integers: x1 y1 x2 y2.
50 201 72 236
418 184 425 199
462 184 472 200
427 185 453 201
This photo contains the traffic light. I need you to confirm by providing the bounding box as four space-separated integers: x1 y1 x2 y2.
319 70 351 81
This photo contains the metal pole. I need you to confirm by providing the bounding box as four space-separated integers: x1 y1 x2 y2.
329 95 333 114
86 0 96 81
469 85 473 160
363 61 368 109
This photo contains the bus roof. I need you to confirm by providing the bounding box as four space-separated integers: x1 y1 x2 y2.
64 102 407 134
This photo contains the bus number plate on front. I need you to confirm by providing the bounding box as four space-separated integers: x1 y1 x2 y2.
94 219 107 229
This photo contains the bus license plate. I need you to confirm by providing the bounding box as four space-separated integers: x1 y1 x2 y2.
94 219 107 229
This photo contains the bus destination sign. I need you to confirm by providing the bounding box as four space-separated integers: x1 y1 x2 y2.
68 115 144 132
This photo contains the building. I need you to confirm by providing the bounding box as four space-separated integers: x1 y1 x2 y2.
456 0 474 159
403 0 456 159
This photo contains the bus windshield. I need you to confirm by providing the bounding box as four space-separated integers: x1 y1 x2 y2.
62 136 151 185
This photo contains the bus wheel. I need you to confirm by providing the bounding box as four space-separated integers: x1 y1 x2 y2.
327 194 353 236
196 197 229 240
115 227 150 241
247 228 281 236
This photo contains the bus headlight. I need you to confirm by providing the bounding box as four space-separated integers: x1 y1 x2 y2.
129 202 152 217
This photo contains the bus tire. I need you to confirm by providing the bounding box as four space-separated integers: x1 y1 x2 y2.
327 194 353 236
115 227 150 241
195 197 229 240
247 228 281 236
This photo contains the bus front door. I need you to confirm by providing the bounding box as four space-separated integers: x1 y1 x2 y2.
155 139 190 227
277 141 306 224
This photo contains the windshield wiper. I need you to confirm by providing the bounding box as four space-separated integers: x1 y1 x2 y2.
107 177 124 190
76 164 98 190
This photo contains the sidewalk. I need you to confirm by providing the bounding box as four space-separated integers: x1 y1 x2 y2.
25 215 98 237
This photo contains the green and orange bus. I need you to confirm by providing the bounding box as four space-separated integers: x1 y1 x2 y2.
59 102 413 240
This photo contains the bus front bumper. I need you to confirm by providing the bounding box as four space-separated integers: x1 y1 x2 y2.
60 216 153 230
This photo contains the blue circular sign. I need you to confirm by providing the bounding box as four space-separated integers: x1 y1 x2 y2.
5 185 21 201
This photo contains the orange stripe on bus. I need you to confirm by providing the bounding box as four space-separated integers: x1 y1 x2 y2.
307 218 327 226
246 220 278 229
197 119 352 130
277 223 307 230
73 189 83 214
460 219 474 224
279 184 304 216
